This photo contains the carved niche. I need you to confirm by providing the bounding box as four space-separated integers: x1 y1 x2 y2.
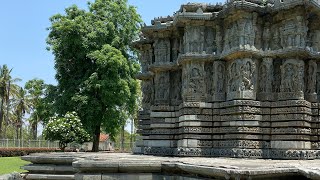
223 13 257 53
212 61 226 102
311 30 320 52
155 72 170 104
171 38 180 62
205 63 213 100
227 58 256 100
184 25 205 54
170 70 182 105
270 25 282 50
182 63 206 102
204 27 216 54
258 58 273 101
142 80 154 110
280 16 308 48
154 38 170 64
263 22 271 51
306 60 317 102
215 25 223 55
279 59 304 100
140 44 153 73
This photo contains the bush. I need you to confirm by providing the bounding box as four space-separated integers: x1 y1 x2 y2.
0 148 58 157
43 112 90 151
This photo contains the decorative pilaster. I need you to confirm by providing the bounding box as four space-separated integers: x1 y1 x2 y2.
257 57 273 101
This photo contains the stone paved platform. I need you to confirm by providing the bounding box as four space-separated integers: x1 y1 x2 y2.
22 152 320 179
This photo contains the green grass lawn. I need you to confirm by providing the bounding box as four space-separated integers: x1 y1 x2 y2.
0 157 30 175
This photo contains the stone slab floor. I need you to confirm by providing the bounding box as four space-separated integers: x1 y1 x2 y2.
22 152 320 179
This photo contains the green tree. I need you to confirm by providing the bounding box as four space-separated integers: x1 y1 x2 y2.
47 0 141 151
25 79 45 139
43 112 90 151
0 65 21 138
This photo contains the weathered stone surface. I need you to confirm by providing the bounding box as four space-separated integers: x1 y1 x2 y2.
134 0 320 159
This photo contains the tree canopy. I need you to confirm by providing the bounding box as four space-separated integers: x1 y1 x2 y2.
47 0 142 151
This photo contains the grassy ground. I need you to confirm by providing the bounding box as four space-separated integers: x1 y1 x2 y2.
0 157 30 175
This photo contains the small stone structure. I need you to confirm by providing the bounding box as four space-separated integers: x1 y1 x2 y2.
134 0 320 159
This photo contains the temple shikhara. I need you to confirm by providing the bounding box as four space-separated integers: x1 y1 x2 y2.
134 0 320 159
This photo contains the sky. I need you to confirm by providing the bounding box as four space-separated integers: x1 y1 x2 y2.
0 0 222 86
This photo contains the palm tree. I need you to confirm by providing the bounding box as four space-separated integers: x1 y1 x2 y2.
0 65 21 138
25 79 45 139
13 87 30 140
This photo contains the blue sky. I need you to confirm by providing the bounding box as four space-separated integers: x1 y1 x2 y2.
0 0 222 86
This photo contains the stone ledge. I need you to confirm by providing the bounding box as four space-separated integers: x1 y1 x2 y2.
71 153 320 180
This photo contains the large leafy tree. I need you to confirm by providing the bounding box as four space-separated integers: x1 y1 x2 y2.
47 0 141 151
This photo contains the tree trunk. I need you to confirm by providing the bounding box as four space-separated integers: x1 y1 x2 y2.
92 125 100 152
121 125 124 152
4 81 10 139
19 122 22 140
0 98 4 138
130 118 134 149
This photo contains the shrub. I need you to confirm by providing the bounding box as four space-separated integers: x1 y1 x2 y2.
0 148 57 157
43 112 90 151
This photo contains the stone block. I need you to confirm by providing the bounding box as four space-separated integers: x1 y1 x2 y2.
221 120 259 126
150 112 176 118
75 174 101 180
271 141 311 149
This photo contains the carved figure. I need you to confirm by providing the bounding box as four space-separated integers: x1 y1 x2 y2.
307 61 316 94
142 81 153 104
172 71 182 100
156 75 169 100
280 60 304 93
217 64 225 93
154 39 170 63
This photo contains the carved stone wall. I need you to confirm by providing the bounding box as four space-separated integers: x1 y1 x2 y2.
134 0 320 159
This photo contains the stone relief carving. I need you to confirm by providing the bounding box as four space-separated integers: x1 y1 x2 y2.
228 59 255 92
271 26 282 50
172 38 180 62
204 27 216 54
263 22 271 50
155 72 170 104
306 60 317 94
171 70 182 103
280 16 307 48
259 58 273 93
182 63 205 102
154 38 170 64
184 26 205 54
140 45 153 72
280 59 304 93
205 64 213 96
142 80 154 109
311 30 320 52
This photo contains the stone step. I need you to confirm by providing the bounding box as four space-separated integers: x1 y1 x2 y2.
22 164 75 174
23 174 74 180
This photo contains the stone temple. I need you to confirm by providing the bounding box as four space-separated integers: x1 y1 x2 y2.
134 0 320 159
